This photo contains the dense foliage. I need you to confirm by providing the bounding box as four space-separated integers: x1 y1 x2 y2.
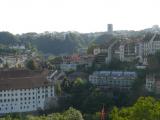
110 97 160 120
0 107 83 120
17 32 99 55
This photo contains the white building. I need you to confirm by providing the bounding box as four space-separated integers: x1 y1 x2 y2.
145 74 160 94
89 71 137 90
119 42 138 62
0 70 54 114
139 33 160 64
60 63 77 72
93 48 107 56
145 74 155 92
9 45 25 50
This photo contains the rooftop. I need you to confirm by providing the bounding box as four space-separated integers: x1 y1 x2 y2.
0 69 52 90
92 71 137 78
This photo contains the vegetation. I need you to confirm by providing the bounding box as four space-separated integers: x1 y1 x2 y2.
0 107 84 120
17 32 98 55
110 97 160 120
26 59 38 70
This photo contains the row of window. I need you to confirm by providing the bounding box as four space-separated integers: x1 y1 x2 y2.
0 86 54 93
0 93 53 103
0 90 54 97
0 105 37 111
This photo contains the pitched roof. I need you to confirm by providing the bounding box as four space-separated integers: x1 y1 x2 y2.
0 69 52 90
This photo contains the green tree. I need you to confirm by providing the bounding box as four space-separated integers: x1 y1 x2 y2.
55 81 62 96
26 59 37 70
61 77 72 92
87 43 98 54
63 107 84 120
110 97 160 120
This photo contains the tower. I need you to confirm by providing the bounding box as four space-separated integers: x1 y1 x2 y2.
108 24 113 34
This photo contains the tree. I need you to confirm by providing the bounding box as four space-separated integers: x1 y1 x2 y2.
87 43 98 54
63 107 84 120
109 97 160 120
26 59 37 70
61 77 72 92
73 77 86 87
55 82 62 96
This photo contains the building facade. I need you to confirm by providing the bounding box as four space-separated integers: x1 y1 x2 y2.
145 74 160 94
0 70 54 114
89 71 137 90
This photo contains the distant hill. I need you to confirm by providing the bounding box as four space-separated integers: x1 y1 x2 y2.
0 27 158 55
17 32 101 55
0 31 102 55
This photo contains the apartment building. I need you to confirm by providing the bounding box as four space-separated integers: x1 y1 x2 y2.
89 71 137 90
119 41 139 62
145 74 160 94
138 33 160 64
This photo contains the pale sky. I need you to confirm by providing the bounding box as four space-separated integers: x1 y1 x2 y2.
0 0 160 34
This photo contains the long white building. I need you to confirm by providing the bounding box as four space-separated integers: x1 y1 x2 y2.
0 70 54 114
89 71 137 90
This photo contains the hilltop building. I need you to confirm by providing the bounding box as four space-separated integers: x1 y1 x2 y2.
108 24 113 34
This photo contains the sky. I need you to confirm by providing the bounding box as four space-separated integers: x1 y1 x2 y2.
0 0 160 34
